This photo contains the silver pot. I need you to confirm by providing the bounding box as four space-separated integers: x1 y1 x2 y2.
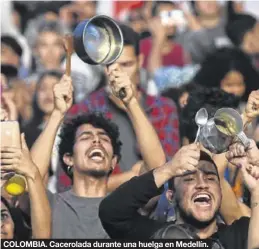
199 108 250 154
73 15 124 65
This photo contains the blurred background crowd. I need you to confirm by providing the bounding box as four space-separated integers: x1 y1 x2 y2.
1 0 259 240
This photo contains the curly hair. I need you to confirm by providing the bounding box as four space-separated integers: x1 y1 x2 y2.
180 87 241 143
58 112 122 179
193 48 259 101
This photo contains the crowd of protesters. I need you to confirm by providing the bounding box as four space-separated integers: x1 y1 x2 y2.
1 1 259 248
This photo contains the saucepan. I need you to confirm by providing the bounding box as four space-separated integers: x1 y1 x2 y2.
199 108 250 154
73 15 126 98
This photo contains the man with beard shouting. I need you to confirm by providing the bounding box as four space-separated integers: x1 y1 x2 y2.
29 62 166 238
99 140 259 249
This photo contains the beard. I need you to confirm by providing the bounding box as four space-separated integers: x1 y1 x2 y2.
175 201 219 230
83 168 113 178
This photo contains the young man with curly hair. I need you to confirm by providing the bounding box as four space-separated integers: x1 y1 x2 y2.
29 60 166 238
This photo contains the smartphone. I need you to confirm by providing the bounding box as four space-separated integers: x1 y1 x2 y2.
160 10 186 27
1 121 21 148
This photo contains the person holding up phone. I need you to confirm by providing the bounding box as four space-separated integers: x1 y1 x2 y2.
1 132 51 238
140 1 191 74
177 1 232 64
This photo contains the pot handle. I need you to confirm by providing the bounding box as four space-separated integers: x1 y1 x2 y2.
106 65 127 100
64 34 74 76
237 131 250 149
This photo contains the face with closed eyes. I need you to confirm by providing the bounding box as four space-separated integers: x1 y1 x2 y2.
1 201 14 239
64 124 117 177
173 161 221 226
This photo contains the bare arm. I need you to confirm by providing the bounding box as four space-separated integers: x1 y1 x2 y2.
211 152 251 224
1 135 51 238
248 191 259 249
108 64 166 171
241 90 259 129
27 166 51 238
220 178 251 225
226 140 259 249
147 39 163 74
107 161 149 192
30 75 73 179
147 18 166 74
205 151 251 224
214 92 259 223
126 98 166 169
30 111 64 178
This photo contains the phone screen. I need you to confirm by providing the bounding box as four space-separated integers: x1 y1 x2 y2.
160 10 186 27
1 121 21 148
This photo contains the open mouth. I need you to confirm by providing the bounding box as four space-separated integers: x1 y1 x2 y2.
193 193 212 207
88 148 105 162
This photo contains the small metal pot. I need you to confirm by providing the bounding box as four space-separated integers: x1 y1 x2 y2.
73 15 124 65
214 108 250 148
199 108 250 154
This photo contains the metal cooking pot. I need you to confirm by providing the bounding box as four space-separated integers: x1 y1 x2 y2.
199 108 250 154
73 15 124 65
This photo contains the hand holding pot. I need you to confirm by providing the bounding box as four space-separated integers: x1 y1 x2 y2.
107 64 136 107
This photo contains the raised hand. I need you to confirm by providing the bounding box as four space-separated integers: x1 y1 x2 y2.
0 107 8 121
226 140 259 167
53 74 73 116
169 143 200 177
244 90 259 122
107 64 136 107
1 134 37 180
1 94 18 121
241 162 259 194
226 140 259 193
148 17 167 43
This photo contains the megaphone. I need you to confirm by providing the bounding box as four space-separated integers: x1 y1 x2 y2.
73 15 126 99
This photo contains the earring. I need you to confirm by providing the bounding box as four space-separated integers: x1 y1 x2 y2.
67 166 73 176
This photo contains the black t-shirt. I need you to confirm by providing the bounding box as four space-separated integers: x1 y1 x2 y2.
212 217 249 249
100 170 250 249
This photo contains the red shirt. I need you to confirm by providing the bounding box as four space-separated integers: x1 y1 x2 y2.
57 88 180 191
140 37 189 68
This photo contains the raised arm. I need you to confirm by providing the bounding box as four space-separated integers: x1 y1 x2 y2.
107 64 166 170
209 152 251 224
220 177 251 225
226 140 259 249
146 18 166 74
1 134 51 238
30 75 73 179
241 90 259 129
107 161 144 192
99 143 200 238
217 90 259 224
